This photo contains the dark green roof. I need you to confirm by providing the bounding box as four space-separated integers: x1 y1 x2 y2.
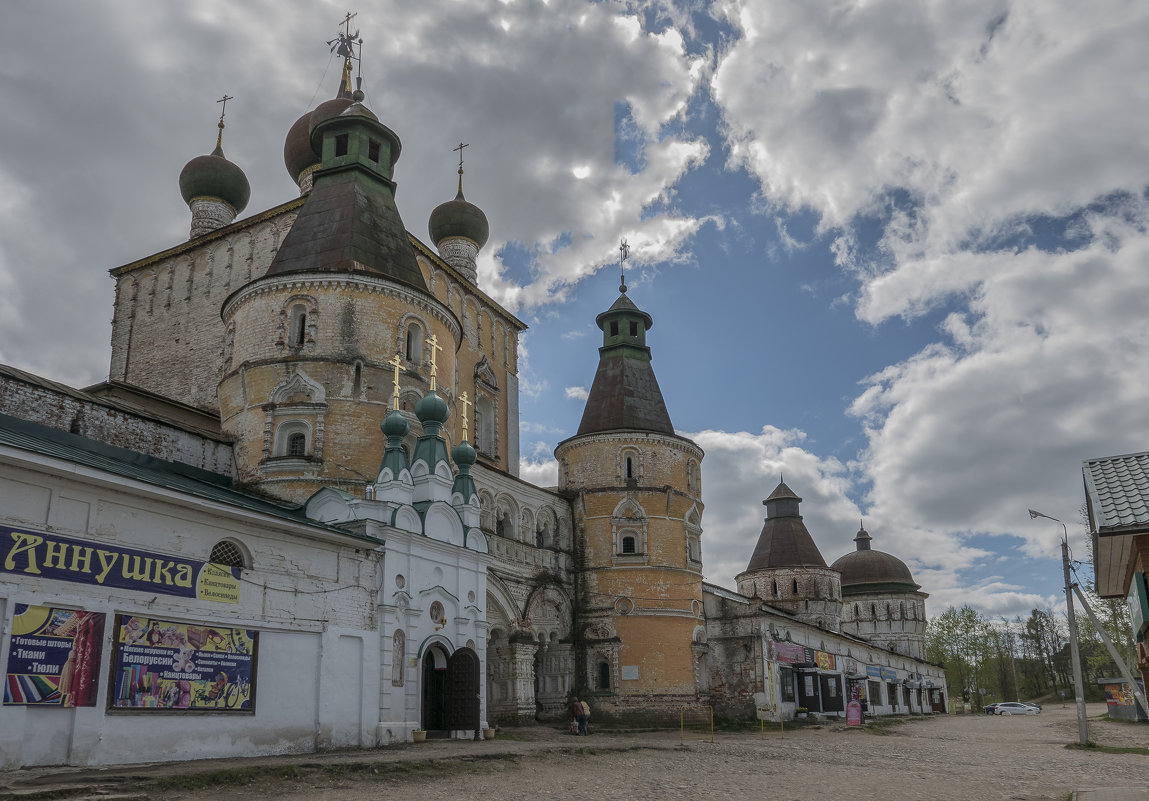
0 413 375 543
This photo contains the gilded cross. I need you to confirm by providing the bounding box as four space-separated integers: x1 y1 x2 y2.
457 391 472 441
453 142 469 193
387 353 403 407
215 94 234 150
425 333 442 391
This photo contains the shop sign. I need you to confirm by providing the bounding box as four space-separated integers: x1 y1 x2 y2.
109 614 257 712
815 651 836 671
880 667 898 681
3 604 105 706
2 526 240 604
866 665 882 679
772 641 815 664
846 700 863 726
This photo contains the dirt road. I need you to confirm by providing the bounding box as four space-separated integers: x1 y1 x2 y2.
5 704 1147 801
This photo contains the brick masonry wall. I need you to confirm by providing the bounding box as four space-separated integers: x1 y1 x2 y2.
0 372 233 474
109 206 300 412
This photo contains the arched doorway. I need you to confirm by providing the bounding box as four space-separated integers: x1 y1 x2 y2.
421 645 481 734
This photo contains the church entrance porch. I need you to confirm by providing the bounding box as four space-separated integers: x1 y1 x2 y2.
421 645 480 736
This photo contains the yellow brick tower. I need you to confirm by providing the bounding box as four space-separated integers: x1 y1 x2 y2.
555 259 705 719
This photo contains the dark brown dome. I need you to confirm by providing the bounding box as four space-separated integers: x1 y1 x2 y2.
831 532 919 593
283 97 353 184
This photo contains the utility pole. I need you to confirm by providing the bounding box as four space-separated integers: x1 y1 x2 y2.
1029 509 1089 746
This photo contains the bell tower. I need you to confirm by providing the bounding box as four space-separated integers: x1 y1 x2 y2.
556 253 705 718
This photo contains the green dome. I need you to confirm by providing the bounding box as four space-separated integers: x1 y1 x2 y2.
179 146 250 212
415 389 449 427
452 439 477 467
429 189 490 249
380 409 410 439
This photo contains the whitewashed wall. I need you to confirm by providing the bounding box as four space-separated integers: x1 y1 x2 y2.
0 445 380 768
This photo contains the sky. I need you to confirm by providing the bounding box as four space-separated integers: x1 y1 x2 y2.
2 0 1147 623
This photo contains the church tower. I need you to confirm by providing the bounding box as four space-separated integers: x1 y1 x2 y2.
218 47 461 502
832 524 929 660
736 481 842 631
555 272 705 718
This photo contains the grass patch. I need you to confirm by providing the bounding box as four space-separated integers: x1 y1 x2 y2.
1065 742 1149 756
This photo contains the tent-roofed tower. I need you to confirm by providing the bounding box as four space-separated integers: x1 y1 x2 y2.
555 250 705 719
832 524 928 660
736 480 843 631
218 31 460 502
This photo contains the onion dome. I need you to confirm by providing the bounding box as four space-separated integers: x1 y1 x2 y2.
831 524 920 593
452 438 477 469
428 154 489 283
378 409 411 483
430 189 490 251
744 481 828 571
283 94 353 192
415 389 450 431
179 119 250 239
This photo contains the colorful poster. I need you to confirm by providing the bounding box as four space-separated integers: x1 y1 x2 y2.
110 615 256 712
772 641 813 664
815 650 836 671
1 527 241 604
4 604 105 706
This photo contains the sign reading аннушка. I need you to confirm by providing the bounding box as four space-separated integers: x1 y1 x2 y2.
1 526 240 604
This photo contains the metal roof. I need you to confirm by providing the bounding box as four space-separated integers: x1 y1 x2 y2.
1083 451 1149 533
0 413 370 542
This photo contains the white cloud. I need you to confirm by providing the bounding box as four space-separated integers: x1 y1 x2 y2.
709 0 1149 614
564 386 589 401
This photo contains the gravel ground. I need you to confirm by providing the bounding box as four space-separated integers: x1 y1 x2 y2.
160 704 1148 801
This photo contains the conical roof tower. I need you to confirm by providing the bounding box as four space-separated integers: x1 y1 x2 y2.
555 253 705 717
736 479 842 631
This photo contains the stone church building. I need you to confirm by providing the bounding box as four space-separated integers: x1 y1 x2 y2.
0 43 945 768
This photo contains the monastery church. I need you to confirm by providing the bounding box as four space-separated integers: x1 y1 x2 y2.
0 35 946 768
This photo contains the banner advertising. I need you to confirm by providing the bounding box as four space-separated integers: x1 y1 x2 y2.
880 667 898 681
866 665 882 679
771 641 813 664
1 527 241 604
109 615 257 712
815 651 836 671
4 604 106 706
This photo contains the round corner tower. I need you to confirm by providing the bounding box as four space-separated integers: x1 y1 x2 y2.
736 481 842 631
555 287 705 717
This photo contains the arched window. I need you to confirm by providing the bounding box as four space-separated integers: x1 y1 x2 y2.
625 456 633 479
274 421 311 458
209 539 247 569
289 304 307 348
597 661 610 691
405 321 423 363
854 603 860 617
476 395 495 456
871 603 878 617
792 579 798 594
621 535 636 554
772 580 779 597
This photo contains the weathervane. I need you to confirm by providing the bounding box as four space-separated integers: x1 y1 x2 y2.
215 93 234 150
618 239 630 293
453 142 469 194
328 12 363 96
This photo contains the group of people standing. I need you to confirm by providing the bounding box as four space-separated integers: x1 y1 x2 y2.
571 696 591 735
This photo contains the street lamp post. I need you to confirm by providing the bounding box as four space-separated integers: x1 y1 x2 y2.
1028 508 1089 746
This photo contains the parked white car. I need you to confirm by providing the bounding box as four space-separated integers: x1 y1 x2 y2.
994 702 1041 716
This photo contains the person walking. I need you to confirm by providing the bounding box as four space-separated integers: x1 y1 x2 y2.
572 696 588 736
580 698 591 735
